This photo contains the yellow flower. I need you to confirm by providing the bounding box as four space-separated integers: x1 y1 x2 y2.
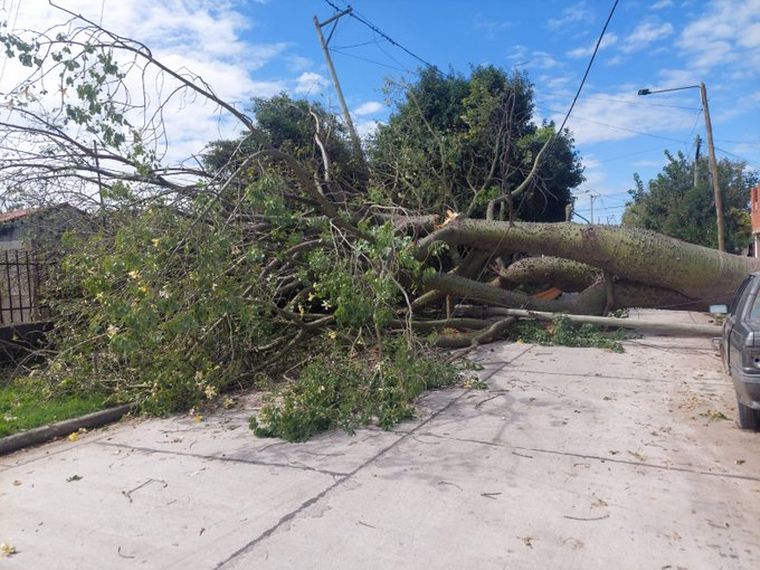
204 385 218 399
127 269 140 279
327 330 337 340
151 238 161 247
0 543 16 557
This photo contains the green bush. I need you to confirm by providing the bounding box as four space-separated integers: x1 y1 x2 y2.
249 340 460 442
511 316 625 353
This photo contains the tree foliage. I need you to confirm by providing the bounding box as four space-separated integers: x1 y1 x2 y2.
370 66 584 220
623 151 757 253
3 8 758 440
204 94 365 193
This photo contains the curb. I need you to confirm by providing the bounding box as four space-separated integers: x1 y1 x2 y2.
0 404 132 456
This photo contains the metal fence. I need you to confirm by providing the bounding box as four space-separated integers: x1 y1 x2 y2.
0 249 49 325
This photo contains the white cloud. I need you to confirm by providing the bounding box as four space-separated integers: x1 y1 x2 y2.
549 91 698 145
651 0 673 8
547 3 591 31
472 14 511 39
0 0 307 169
356 119 380 139
293 72 329 95
286 55 314 72
566 33 618 58
531 51 561 69
353 101 384 116
507 45 561 70
677 0 760 72
632 159 665 167
620 22 673 53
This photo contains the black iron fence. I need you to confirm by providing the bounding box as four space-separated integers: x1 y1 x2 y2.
0 248 50 325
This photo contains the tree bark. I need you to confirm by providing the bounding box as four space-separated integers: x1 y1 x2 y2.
422 220 760 306
496 256 600 291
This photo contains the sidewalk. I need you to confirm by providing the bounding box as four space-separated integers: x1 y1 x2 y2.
2 310 759 569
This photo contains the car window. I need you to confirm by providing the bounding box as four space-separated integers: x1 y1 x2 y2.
731 276 753 315
749 291 760 321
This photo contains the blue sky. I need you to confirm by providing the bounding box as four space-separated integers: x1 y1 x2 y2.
7 1 760 222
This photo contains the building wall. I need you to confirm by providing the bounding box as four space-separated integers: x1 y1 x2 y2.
752 184 760 236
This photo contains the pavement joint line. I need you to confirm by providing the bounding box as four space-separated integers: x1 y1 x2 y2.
214 344 537 568
95 441 350 478
1 433 113 470
413 431 760 483
506 368 728 386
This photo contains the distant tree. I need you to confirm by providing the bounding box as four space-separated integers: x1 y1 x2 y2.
369 66 584 221
623 151 757 253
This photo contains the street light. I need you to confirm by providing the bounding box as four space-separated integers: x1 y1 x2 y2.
638 82 725 252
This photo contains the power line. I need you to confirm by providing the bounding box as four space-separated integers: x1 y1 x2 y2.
323 0 439 72
544 91 702 112
330 49 410 74
554 0 619 137
582 94 701 112
537 104 689 145
714 146 760 170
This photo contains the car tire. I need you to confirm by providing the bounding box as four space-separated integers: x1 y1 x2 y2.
737 400 760 430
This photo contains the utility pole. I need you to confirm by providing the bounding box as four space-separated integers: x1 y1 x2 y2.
590 193 597 225
313 8 366 168
693 134 701 189
638 82 726 251
699 82 725 252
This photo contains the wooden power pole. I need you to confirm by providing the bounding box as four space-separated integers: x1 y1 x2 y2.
699 82 725 252
313 9 366 168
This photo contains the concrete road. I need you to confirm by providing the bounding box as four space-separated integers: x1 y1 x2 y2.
1 310 759 569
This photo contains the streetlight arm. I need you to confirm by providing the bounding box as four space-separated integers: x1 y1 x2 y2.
636 81 726 252
637 85 701 96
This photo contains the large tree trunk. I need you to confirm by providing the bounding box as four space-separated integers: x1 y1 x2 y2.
418 220 760 313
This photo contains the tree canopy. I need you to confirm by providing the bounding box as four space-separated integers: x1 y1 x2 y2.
623 151 757 254
370 66 584 221
203 94 366 194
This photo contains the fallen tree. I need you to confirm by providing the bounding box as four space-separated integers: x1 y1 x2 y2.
0 6 754 434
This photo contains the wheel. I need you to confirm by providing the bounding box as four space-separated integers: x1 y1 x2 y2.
737 400 760 430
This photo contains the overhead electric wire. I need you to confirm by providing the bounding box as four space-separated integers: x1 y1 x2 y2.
537 104 689 145
544 91 702 112
330 49 410 74
582 94 701 111
552 0 620 137
324 0 440 72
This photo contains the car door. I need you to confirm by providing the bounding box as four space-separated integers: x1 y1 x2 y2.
727 276 756 374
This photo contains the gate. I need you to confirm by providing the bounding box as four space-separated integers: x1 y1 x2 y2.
0 249 49 325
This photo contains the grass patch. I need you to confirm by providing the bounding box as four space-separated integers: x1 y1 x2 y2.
509 316 626 353
0 377 108 438
249 340 462 442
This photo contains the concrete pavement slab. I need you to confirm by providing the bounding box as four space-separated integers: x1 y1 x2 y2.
95 388 469 475
1 311 758 569
0 441 338 569
222 429 760 570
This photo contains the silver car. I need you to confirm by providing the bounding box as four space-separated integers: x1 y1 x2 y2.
719 272 760 430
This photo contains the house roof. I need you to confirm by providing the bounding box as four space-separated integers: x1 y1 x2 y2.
0 207 41 223
0 204 86 225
